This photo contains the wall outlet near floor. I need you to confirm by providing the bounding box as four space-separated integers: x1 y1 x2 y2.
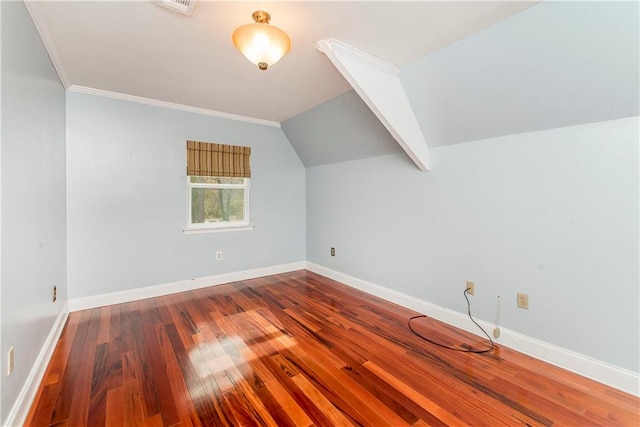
216 251 223 261
53 285 57 303
330 247 335 257
7 347 14 376
465 281 475 295
517 293 529 309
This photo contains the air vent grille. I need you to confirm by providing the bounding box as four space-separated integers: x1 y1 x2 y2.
156 0 196 16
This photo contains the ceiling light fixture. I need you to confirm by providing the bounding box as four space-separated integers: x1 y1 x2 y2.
232 10 291 71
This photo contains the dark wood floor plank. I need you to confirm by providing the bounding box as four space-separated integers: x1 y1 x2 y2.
210 317 279 426
365 344 551 426
298 349 412 427
291 374 356 426
97 306 111 344
87 342 109 427
165 323 227 427
262 356 341 427
48 309 93 425
338 355 447 427
106 303 123 392
26 270 639 426
363 360 472 426
164 295 198 349
67 336 99 426
263 379 314 427
123 378 145 426
129 308 162 418
105 387 125 427
155 322 204 427
24 383 60 427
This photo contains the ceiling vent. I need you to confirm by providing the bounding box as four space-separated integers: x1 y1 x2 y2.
156 0 196 16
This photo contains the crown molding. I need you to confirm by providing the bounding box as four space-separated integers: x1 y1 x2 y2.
67 86 281 128
24 1 71 89
25 2 279 128
317 38 400 78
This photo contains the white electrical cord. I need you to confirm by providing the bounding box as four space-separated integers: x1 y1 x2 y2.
495 295 501 327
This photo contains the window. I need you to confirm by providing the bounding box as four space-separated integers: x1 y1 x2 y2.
187 176 251 230
184 141 253 233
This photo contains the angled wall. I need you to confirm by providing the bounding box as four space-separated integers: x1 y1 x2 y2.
317 39 430 171
402 1 640 147
282 90 400 167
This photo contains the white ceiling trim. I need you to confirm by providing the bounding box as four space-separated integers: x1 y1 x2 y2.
67 86 281 128
317 39 429 171
317 39 401 78
24 1 70 89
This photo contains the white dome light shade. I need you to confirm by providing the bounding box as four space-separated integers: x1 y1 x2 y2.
232 11 291 70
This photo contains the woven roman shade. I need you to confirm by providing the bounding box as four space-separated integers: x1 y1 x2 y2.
186 141 251 178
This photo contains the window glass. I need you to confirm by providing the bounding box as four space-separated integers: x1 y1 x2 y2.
190 176 244 185
187 176 250 231
190 187 245 224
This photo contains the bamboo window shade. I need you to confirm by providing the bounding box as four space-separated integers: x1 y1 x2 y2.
186 141 251 178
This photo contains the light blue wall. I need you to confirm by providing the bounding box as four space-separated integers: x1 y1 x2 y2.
282 90 400 167
402 1 639 147
1 3 636 420
306 117 639 373
66 93 306 299
1 1 67 422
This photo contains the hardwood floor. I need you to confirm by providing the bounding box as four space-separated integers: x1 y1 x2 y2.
26 270 638 426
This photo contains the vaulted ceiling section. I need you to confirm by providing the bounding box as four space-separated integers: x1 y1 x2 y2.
25 1 639 168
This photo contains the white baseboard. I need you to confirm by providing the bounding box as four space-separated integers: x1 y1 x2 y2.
4 302 69 427
305 262 640 397
68 261 306 312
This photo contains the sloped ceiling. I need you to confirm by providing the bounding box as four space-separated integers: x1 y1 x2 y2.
401 1 640 147
25 1 536 123
26 1 639 168
283 1 639 166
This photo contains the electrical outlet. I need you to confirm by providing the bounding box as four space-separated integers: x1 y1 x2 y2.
52 285 57 303
330 247 335 257
7 347 14 376
216 251 223 261
465 281 475 295
517 293 529 309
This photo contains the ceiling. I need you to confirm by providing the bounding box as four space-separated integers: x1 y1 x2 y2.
26 1 536 123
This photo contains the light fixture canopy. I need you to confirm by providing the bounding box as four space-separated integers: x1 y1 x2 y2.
232 10 291 70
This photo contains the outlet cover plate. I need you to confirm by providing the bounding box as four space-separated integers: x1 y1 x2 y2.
465 281 475 295
517 293 529 309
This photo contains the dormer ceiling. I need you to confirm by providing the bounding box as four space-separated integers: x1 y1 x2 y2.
25 1 537 123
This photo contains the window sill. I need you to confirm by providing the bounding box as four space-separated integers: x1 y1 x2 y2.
183 224 255 234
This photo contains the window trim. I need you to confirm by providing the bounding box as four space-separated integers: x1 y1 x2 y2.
183 176 254 234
